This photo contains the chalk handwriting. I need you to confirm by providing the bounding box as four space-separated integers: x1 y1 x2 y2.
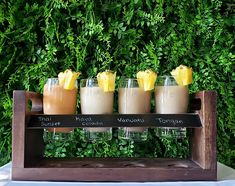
41 121 61 127
155 118 183 126
117 118 144 123
38 116 51 122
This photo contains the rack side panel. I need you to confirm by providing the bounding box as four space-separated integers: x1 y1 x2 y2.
191 91 217 174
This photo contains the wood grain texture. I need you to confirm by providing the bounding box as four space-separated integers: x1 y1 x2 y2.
12 167 216 182
12 90 217 181
12 91 43 170
25 157 201 168
191 91 217 171
12 90 27 169
14 158 216 181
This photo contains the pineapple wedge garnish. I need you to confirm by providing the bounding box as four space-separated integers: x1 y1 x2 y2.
137 69 157 91
171 65 192 86
58 69 80 90
58 72 66 86
136 71 145 89
97 70 116 92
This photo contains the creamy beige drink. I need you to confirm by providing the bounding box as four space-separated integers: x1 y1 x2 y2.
155 86 188 114
155 75 190 138
119 88 151 132
43 82 77 133
118 76 155 141
119 88 151 112
80 86 113 132
80 74 115 141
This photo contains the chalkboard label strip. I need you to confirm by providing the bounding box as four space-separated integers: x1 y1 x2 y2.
27 114 202 129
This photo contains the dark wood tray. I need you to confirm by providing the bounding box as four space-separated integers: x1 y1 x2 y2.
12 90 217 181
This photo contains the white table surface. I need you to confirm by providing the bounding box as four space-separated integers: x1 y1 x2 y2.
0 162 235 186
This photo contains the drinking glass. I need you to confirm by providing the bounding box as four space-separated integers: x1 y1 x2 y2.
80 78 113 141
43 78 78 142
155 76 188 138
118 78 151 141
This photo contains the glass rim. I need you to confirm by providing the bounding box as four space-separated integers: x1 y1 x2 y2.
45 78 78 87
120 78 138 81
45 78 59 84
45 78 78 82
80 78 97 80
157 75 176 78
118 78 140 88
80 78 98 84
155 75 189 87
155 75 177 86
80 78 99 87
45 77 78 81
46 77 59 80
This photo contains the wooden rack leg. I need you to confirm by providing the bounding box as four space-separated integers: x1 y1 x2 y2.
190 91 217 177
12 91 44 175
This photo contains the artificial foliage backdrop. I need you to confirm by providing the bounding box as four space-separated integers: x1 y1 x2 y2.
0 0 234 167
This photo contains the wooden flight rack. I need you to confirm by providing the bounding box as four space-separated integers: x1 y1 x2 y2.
12 90 217 181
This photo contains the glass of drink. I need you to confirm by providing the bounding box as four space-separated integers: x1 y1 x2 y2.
80 78 113 141
118 78 151 141
43 78 78 141
155 76 189 138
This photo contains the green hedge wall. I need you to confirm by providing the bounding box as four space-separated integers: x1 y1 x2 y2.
0 0 234 167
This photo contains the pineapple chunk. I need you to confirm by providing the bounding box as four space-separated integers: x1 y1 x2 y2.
97 70 116 92
136 71 145 89
58 72 66 86
171 65 192 86
137 69 157 91
58 69 80 90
